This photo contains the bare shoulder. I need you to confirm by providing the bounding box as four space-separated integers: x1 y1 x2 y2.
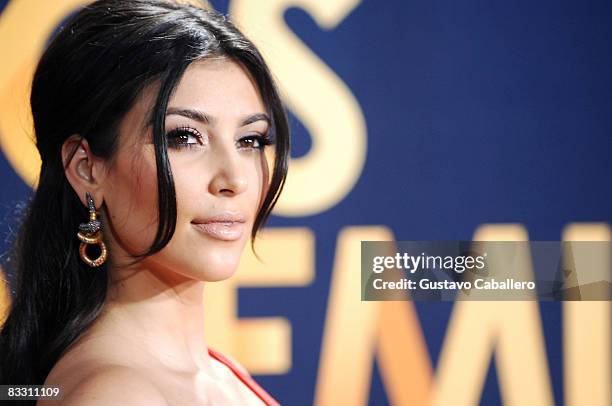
44 365 168 406
41 332 166 405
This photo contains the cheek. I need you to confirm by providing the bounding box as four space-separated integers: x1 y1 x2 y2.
171 160 207 225
105 155 159 255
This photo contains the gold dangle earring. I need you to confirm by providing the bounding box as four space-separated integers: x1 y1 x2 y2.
77 192 108 267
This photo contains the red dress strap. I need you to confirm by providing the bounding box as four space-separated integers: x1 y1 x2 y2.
208 348 281 406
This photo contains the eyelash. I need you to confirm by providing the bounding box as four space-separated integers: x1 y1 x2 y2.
165 126 203 149
165 126 273 151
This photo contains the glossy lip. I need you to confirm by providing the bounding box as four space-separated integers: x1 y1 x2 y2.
191 212 246 241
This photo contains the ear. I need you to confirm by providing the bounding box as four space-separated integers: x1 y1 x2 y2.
61 135 108 210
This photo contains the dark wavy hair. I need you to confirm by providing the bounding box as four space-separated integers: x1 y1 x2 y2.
0 0 289 388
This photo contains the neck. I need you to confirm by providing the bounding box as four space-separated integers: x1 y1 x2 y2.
100 262 213 374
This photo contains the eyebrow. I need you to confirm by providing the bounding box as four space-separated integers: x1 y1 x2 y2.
165 107 271 127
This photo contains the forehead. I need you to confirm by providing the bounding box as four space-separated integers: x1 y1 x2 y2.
169 57 266 116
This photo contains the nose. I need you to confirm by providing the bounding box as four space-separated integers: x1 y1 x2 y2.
208 148 248 196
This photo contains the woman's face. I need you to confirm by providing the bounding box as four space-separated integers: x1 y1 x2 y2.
102 58 271 283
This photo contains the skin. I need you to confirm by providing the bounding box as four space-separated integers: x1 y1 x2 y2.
42 58 272 405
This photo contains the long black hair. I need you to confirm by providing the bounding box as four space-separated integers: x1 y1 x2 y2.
0 0 289 386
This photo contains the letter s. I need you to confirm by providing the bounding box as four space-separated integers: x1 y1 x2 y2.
476 256 485 269
230 0 367 216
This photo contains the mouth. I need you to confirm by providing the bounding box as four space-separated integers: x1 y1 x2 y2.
191 212 246 241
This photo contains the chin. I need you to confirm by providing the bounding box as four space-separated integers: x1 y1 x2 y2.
195 249 242 282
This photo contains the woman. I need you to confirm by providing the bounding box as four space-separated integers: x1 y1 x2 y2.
0 0 289 404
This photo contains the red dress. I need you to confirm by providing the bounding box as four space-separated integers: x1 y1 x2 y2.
208 348 281 406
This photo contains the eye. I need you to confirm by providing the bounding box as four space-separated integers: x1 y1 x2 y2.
237 133 272 150
165 126 203 149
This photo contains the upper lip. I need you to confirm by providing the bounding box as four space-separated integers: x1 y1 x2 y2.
191 211 247 224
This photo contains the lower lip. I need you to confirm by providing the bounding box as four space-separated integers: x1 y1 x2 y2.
192 222 245 241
